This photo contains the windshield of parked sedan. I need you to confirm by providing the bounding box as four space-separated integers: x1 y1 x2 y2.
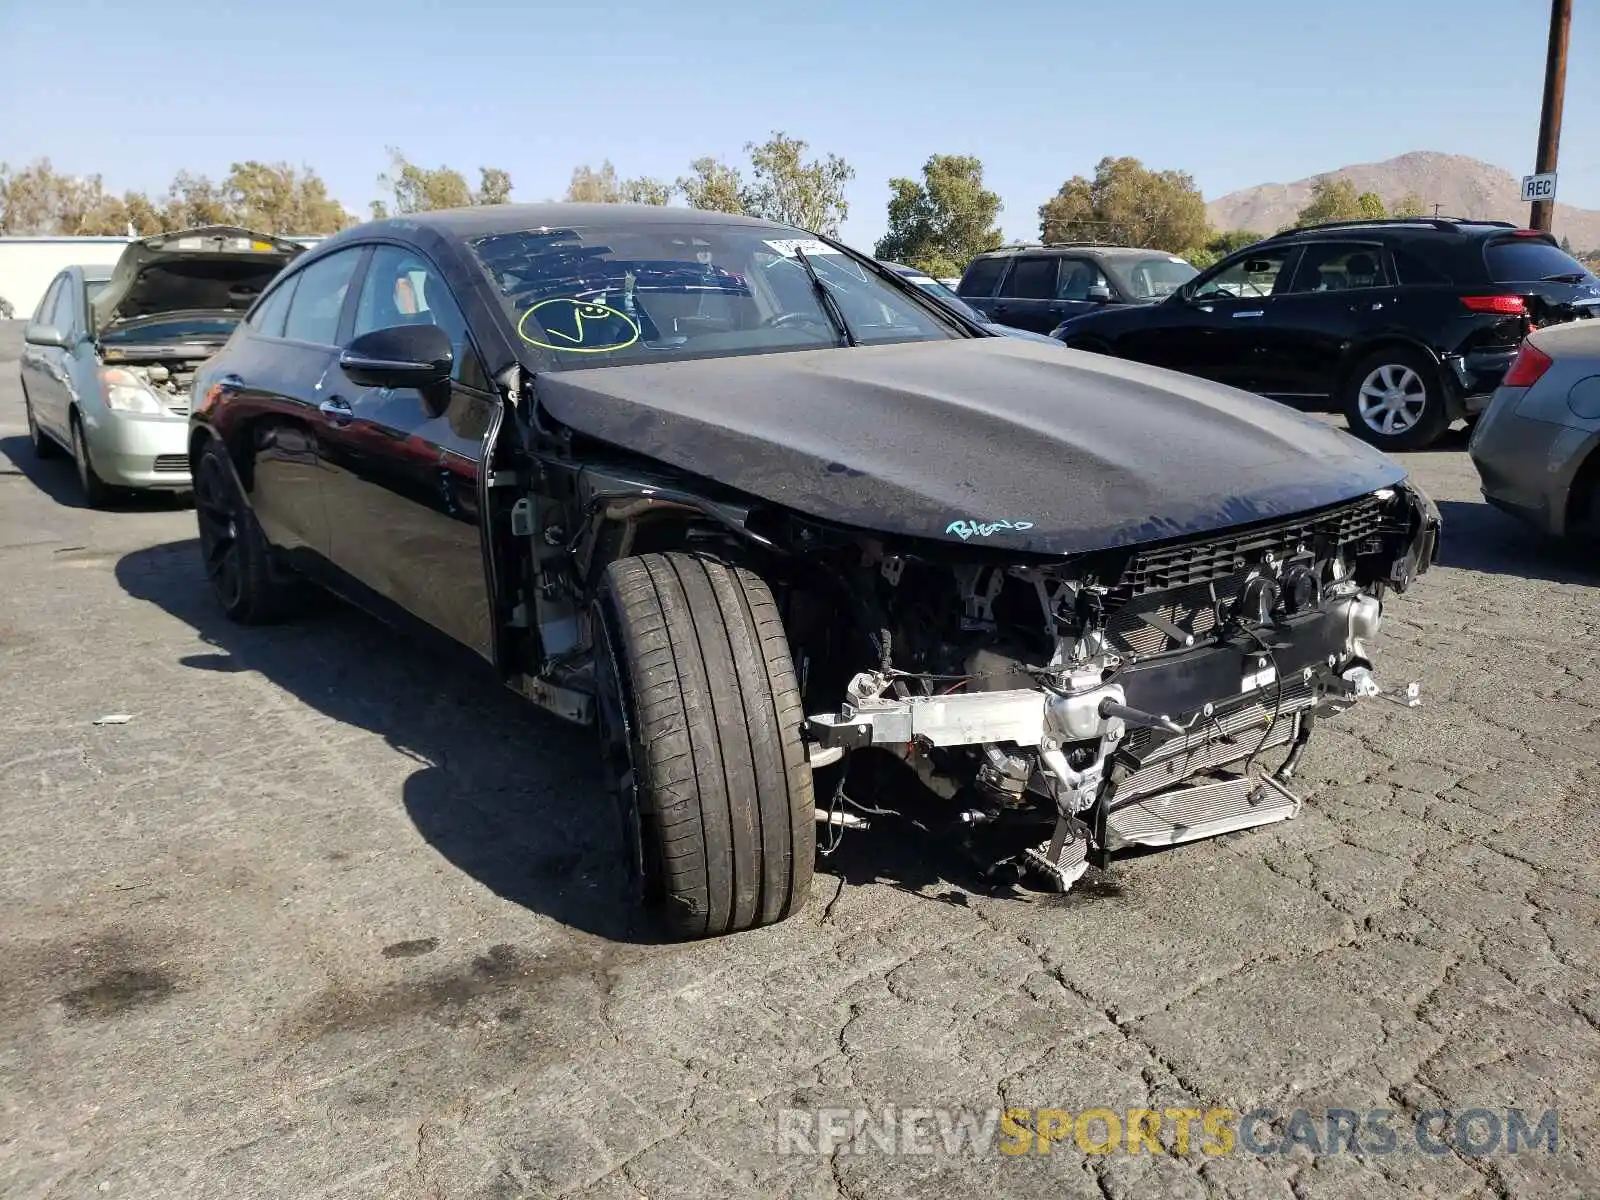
98 315 242 345
1111 256 1199 300
467 222 961 367
904 275 988 322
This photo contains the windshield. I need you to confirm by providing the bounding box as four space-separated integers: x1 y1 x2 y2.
1111 256 1199 300
468 222 961 368
98 315 240 344
904 275 988 323
1484 237 1596 283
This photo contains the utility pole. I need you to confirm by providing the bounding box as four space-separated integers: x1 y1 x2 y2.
1529 0 1571 232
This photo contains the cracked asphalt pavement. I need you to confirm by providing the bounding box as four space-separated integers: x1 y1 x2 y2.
2 321 1598 1199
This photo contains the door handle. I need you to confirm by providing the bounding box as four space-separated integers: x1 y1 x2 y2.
319 397 353 424
1232 310 1265 319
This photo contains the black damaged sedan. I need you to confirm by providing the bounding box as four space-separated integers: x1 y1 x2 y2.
188 204 1439 939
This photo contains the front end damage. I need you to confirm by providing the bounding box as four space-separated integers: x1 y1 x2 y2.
798 482 1440 889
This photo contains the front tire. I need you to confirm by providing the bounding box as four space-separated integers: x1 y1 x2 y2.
593 553 815 939
70 414 112 507
193 438 305 624
1342 347 1449 451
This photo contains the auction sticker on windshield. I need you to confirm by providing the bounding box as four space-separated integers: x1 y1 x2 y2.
764 238 834 258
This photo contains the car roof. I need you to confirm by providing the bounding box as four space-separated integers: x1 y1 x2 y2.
356 202 800 240
971 243 1186 260
1261 218 1530 244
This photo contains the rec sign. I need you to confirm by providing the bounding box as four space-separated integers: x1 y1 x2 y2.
1521 172 1558 203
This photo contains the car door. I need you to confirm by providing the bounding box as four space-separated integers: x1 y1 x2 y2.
954 256 1007 320
226 246 367 560
1051 257 1114 323
1252 241 1395 400
987 255 1063 333
1154 245 1301 391
21 275 68 437
316 243 500 661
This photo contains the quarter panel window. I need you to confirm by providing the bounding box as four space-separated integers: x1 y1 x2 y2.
34 277 64 324
282 249 364 345
957 257 1006 297
248 275 299 338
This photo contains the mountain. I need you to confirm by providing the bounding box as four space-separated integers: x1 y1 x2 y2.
1205 152 1600 251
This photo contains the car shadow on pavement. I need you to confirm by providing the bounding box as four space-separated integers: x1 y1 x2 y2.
0 435 190 512
114 539 660 945
1434 498 1597 584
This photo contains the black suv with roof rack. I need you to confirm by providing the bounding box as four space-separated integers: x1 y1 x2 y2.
1048 218 1600 450
955 242 1200 335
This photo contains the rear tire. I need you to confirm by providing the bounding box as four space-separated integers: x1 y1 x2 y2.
593 552 815 939
23 385 59 459
1341 347 1450 451
193 438 307 624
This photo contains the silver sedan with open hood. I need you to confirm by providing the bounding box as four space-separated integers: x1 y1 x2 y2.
18 225 303 505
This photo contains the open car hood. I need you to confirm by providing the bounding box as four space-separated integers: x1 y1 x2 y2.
92 225 305 331
534 337 1407 555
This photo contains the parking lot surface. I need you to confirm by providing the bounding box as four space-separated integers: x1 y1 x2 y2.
2 321 1598 1199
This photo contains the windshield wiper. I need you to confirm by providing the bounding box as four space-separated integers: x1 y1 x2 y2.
791 245 857 347
1540 272 1587 283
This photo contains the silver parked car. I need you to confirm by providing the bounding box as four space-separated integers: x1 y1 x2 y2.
18 225 303 506
1469 317 1600 540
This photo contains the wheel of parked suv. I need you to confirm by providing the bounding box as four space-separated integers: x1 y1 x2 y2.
1342 347 1449 452
70 413 112 508
22 384 58 459
592 552 815 939
193 438 307 624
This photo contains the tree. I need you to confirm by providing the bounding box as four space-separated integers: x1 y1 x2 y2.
1559 235 1574 253
1182 228 1267 269
162 171 233 228
874 154 1003 277
622 177 672 206
740 132 853 235
565 161 621 203
1294 177 1368 226
376 148 510 215
0 158 115 235
476 167 513 206
1357 191 1387 220
1037 157 1208 253
1391 192 1426 218
223 161 354 233
677 157 745 215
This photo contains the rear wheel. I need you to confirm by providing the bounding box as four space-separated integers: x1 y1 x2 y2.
70 414 112 508
1342 347 1450 451
193 439 306 624
592 552 815 939
23 385 58 459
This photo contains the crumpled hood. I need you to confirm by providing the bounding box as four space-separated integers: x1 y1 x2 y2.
534 336 1408 554
92 225 304 330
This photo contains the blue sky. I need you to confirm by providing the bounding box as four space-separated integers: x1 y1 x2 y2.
2 0 1595 249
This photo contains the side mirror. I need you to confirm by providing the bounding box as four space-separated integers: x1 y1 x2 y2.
338 323 453 400
1086 284 1113 303
24 322 70 349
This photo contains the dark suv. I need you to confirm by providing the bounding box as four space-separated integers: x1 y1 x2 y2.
1051 218 1600 451
955 243 1199 335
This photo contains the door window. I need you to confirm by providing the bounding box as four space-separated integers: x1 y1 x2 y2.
248 276 299 338
1287 243 1390 293
1055 259 1109 301
1005 256 1060 300
352 245 489 389
50 277 79 334
1191 249 1295 300
281 248 363 345
957 256 1005 297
